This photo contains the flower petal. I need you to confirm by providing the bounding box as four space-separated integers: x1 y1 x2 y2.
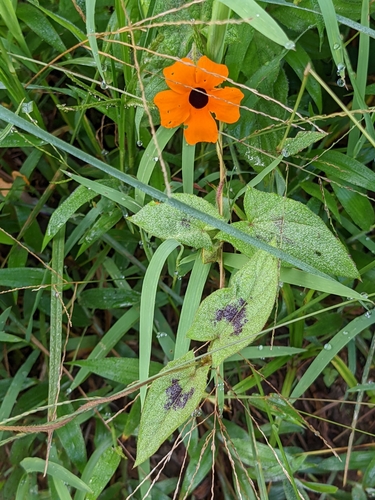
183 108 218 145
195 56 228 89
208 87 244 124
154 90 190 128
163 58 196 94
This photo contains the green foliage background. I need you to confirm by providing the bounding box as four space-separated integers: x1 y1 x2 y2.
0 0 375 498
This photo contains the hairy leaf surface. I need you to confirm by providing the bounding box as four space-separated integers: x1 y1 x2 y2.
218 187 359 278
187 250 278 366
130 194 224 250
135 351 209 466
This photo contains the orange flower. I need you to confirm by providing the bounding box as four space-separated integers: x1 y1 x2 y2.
154 56 244 145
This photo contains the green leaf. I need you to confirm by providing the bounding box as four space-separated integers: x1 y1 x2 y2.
17 3 67 54
130 194 225 251
300 180 341 221
227 346 306 362
230 439 306 481
20 458 91 493
285 43 323 112
363 454 375 488
282 131 327 157
299 479 338 494
78 288 140 309
33 3 86 42
233 36 289 170
187 250 278 367
218 187 359 278
56 404 87 474
135 351 209 466
43 185 98 249
0 133 47 148
0 268 50 288
0 332 24 343
70 358 162 386
219 0 294 48
291 311 375 399
269 0 324 37
77 205 123 256
249 394 305 427
306 150 375 190
85 446 121 500
180 432 214 497
332 184 374 231
64 172 140 214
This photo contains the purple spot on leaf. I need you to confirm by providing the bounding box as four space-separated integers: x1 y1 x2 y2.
181 218 191 228
164 378 195 411
215 297 248 336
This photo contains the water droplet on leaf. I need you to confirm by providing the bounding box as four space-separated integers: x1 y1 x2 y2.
284 41 295 50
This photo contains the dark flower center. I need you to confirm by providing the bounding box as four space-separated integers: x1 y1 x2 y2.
189 87 209 109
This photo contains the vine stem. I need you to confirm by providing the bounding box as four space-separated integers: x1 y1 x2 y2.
216 125 225 289
215 125 226 416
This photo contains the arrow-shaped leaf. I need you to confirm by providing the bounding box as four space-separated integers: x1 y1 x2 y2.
187 250 279 366
135 351 209 466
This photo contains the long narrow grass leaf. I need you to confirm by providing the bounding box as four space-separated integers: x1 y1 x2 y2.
139 239 181 404
291 311 375 399
48 227 65 421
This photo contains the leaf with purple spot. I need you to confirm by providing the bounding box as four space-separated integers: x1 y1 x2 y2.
135 351 209 466
186 250 279 366
217 186 359 278
129 193 225 251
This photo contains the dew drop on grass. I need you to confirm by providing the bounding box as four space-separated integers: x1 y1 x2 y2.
336 63 345 74
333 43 340 50
258 345 264 351
365 311 372 318
100 81 108 90
324 343 332 350
136 140 143 147
156 332 167 338
342 330 348 335
337 78 345 87
284 40 295 50
191 409 202 417
153 156 158 162
360 292 368 299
